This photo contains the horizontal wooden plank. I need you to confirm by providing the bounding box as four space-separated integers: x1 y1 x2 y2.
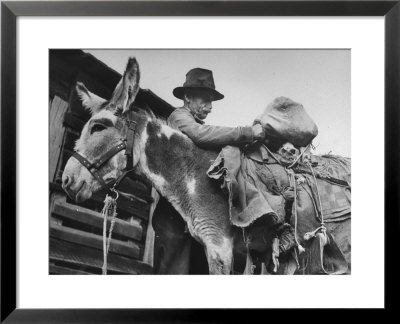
50 238 153 275
99 188 150 219
81 190 150 221
52 201 143 241
50 223 140 259
50 182 150 220
50 264 91 275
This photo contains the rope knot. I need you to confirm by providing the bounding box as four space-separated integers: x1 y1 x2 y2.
102 194 118 275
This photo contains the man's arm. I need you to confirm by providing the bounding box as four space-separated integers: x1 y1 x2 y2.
168 109 255 149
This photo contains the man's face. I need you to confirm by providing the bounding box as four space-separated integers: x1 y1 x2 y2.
187 92 213 120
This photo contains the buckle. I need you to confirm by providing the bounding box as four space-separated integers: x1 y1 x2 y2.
94 160 103 169
128 120 136 130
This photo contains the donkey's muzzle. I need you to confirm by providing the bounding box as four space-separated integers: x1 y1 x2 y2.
62 174 72 190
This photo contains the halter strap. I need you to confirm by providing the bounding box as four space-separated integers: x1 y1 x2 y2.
125 115 137 171
72 151 113 191
72 110 138 194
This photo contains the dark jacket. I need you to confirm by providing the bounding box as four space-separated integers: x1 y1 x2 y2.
167 108 254 149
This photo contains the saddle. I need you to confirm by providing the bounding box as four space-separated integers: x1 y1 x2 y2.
207 145 350 274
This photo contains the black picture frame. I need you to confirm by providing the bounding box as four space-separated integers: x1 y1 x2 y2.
1 0 399 322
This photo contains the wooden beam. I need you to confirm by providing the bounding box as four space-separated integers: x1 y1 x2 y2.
50 182 150 220
50 238 153 275
49 264 91 275
50 223 140 260
52 201 142 241
49 192 67 214
49 96 68 182
82 190 150 221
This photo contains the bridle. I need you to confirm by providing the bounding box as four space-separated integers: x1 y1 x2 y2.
72 110 138 197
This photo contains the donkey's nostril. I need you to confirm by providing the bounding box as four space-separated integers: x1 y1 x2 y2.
62 175 72 189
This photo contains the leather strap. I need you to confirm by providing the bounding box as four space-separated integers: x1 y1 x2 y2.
72 140 126 193
72 152 110 191
91 142 126 170
71 110 139 194
72 152 93 170
125 119 137 171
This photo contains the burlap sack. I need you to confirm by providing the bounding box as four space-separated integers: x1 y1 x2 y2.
257 97 318 147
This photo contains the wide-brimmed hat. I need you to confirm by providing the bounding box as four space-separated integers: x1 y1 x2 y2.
173 68 224 101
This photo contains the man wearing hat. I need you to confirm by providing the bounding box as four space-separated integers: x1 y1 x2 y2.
168 68 265 149
151 68 265 274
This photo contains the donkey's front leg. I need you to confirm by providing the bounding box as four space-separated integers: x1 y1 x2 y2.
203 236 233 275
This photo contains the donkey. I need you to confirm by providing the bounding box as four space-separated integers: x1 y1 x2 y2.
62 58 350 274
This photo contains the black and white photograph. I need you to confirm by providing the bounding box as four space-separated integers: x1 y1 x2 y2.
2 0 397 318
49 49 351 275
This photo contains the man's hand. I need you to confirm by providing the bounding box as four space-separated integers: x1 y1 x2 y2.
252 124 265 141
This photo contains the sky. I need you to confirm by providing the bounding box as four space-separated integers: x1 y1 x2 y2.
85 49 350 157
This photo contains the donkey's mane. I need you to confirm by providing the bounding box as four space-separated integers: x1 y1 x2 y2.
128 104 156 120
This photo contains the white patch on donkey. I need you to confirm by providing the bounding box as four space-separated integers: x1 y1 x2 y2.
186 178 196 195
158 124 184 139
137 124 167 191
204 236 234 274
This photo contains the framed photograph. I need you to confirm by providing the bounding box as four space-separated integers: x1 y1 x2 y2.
1 0 399 321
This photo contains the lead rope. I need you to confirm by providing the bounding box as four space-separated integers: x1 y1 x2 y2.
102 189 119 275
287 169 306 254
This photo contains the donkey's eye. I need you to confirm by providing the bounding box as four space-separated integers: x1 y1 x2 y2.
91 124 107 134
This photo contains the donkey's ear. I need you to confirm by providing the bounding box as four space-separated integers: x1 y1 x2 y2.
76 82 107 115
110 57 140 113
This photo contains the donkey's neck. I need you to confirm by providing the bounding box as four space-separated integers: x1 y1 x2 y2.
136 120 217 197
